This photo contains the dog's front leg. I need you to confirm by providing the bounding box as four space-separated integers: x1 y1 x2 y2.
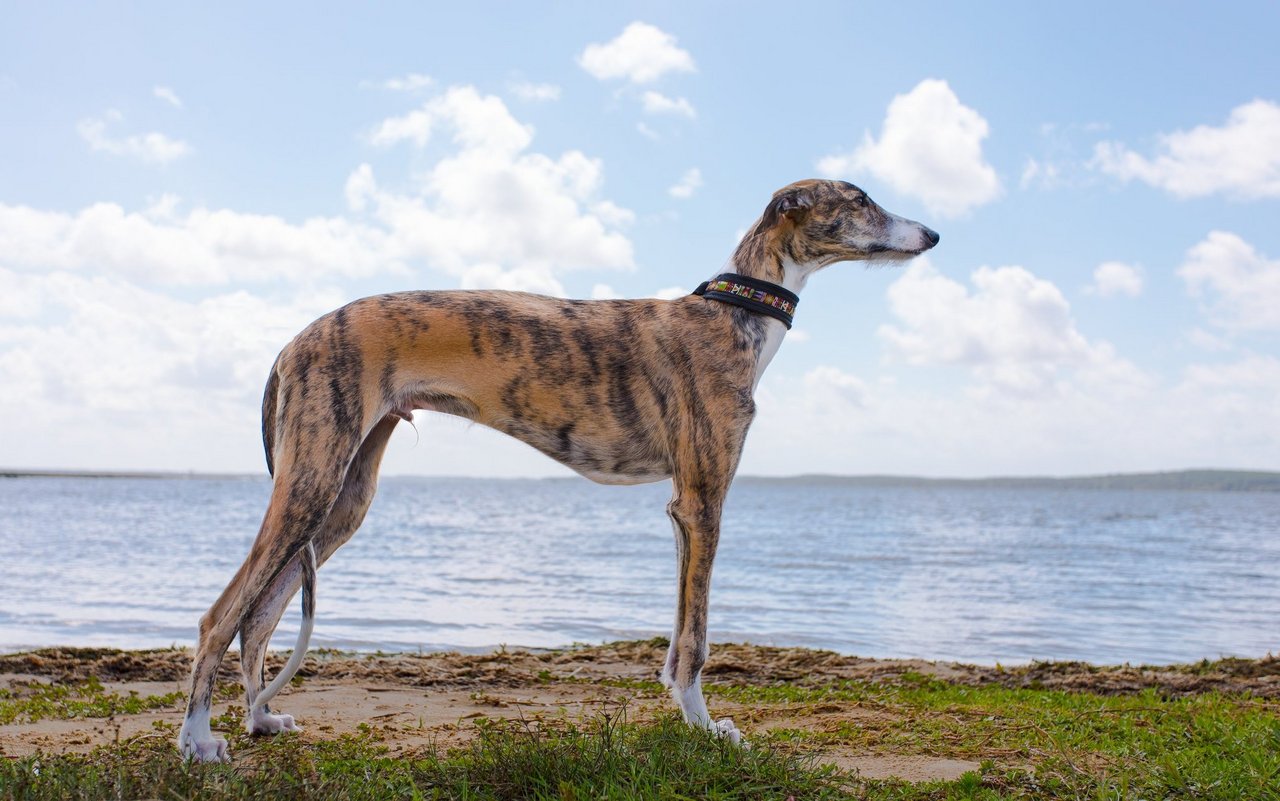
660 483 744 745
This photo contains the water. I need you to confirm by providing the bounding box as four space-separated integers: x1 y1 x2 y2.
1 476 1277 665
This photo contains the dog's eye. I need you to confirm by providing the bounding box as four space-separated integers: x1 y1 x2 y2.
854 195 868 208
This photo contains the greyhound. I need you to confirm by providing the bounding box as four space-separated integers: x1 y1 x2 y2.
178 178 938 761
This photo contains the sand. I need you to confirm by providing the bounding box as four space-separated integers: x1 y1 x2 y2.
3 641 1277 783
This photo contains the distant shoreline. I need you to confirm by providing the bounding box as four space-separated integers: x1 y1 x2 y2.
3 467 1278 491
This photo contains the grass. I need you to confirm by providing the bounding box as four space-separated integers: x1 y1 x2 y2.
0 676 183 725
2 713 855 801
2 661 1279 799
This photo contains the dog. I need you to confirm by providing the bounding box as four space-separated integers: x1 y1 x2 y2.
177 178 938 761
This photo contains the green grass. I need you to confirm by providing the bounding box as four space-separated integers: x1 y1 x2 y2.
2 673 1278 799
1 712 855 801
0 676 183 725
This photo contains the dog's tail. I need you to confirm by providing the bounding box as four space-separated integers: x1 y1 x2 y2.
261 356 282 477
250 539 317 716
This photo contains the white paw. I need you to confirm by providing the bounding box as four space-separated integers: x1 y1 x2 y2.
179 731 230 763
714 717 749 748
248 708 301 735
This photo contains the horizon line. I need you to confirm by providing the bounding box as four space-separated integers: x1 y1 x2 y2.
3 466 1278 482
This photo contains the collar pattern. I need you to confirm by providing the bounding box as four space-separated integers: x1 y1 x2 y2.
692 273 799 329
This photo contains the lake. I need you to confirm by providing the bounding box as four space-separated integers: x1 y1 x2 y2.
1 476 1277 665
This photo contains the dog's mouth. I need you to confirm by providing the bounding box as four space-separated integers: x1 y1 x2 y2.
876 220 939 259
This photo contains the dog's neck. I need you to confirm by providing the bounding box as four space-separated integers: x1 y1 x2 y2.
721 226 820 391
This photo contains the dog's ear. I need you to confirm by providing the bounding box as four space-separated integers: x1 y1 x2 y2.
767 186 815 226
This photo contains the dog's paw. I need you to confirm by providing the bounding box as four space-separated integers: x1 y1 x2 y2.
247 708 301 735
713 717 749 748
179 732 230 763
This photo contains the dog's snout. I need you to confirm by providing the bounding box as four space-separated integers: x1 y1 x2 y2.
923 227 940 247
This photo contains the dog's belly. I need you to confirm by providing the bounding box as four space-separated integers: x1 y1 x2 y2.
492 417 672 486
396 388 671 485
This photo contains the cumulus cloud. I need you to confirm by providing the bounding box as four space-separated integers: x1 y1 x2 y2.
0 82 643 473
668 168 703 199
748 349 1280 478
152 86 183 109
578 22 695 84
508 80 561 102
6 85 633 298
77 110 191 164
361 85 634 291
370 85 533 152
0 273 336 407
0 268 345 470
641 90 695 118
878 260 1141 397
0 200 398 285
741 265 1276 478
1087 261 1144 297
817 79 1001 218
803 366 869 411
1179 231 1280 331
1091 99 1280 199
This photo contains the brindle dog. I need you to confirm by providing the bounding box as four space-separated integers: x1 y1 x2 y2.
178 178 939 761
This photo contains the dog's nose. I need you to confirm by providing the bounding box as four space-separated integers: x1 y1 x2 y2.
923 227 940 247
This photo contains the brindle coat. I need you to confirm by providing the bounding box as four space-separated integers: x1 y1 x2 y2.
178 179 938 761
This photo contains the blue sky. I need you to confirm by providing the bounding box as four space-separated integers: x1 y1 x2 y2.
2 2 1278 477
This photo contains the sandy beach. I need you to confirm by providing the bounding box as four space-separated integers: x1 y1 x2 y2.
4 640 1277 785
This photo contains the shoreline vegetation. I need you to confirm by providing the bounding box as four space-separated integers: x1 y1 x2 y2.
1 640 1277 799
2 467 1279 491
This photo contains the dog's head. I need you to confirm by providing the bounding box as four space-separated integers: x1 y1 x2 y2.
760 179 938 270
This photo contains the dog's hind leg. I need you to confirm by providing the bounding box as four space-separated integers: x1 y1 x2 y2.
238 415 399 735
237 542 314 736
660 477 744 745
178 397 369 762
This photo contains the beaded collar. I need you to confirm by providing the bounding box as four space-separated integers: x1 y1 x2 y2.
692 273 799 329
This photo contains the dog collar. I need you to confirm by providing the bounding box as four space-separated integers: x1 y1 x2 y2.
692 273 799 329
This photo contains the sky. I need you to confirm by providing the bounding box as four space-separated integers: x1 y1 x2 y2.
1 2 1278 479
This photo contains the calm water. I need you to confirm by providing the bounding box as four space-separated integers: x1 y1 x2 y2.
1 476 1277 665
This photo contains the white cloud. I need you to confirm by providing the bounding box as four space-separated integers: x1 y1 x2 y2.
1087 261 1144 297
152 85 183 109
0 269 340 417
1091 99 1280 199
8 84 632 300
803 366 869 411
746 350 1280 478
77 110 191 164
816 79 1001 218
578 22 695 84
0 200 399 285
363 73 434 92
878 260 1142 397
1179 231 1280 331
668 168 703 199
0 84 643 473
641 90 695 118
370 86 533 153
361 85 634 291
591 283 620 299
508 80 561 102
636 122 660 141
0 269 343 469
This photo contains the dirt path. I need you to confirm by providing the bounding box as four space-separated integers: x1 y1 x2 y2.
3 642 1277 783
